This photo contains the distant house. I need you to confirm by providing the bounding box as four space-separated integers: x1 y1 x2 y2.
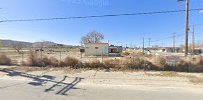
84 43 109 56
160 47 181 53
194 48 202 55
52 44 64 47
109 45 123 53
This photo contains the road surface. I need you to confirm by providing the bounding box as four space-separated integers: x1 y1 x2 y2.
0 78 203 100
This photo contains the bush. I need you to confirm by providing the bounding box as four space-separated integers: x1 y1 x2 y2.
84 60 105 69
124 58 156 70
0 54 12 65
27 52 41 66
176 60 190 72
122 52 130 56
189 57 203 72
27 52 60 67
125 58 143 70
104 59 121 69
41 56 51 67
49 57 59 67
60 56 80 68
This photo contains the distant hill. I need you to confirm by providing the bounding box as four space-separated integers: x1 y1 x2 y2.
1 40 32 48
32 41 57 47
0 39 73 48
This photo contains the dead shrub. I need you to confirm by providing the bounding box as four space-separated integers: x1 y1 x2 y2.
155 57 170 71
190 57 203 72
122 52 130 56
136 52 144 57
27 52 41 66
60 56 80 68
0 54 12 65
125 58 143 70
49 57 59 67
84 60 105 69
104 59 121 69
27 52 60 67
176 60 190 72
41 56 51 67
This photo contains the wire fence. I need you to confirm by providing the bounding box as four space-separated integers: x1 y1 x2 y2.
0 48 203 73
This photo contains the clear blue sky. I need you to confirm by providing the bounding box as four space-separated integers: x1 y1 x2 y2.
0 0 203 47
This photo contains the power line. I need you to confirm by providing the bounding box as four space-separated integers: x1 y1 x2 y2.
150 33 184 43
0 8 202 23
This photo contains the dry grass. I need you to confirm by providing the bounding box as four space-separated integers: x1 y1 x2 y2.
27 52 42 66
26 52 60 67
60 56 80 68
49 57 60 67
83 60 105 69
121 52 130 56
17 51 203 73
104 59 121 69
0 54 12 65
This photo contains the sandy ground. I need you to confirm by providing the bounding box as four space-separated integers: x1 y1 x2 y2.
0 66 203 100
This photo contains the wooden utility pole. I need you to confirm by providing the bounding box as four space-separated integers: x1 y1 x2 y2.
143 37 145 55
184 0 190 56
173 33 176 53
192 25 195 55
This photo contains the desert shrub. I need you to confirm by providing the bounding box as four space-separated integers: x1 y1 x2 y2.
104 59 121 69
125 58 143 70
174 57 203 72
145 61 160 71
189 57 203 72
27 52 41 66
137 52 144 56
193 57 203 66
124 58 156 70
60 56 80 68
41 56 51 67
145 54 153 58
0 54 12 65
156 57 171 71
122 52 130 56
176 60 190 72
84 60 105 69
27 52 60 67
49 57 59 67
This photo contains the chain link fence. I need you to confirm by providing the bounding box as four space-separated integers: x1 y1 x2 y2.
1 48 203 73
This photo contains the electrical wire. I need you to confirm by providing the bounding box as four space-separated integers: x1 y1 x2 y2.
0 8 202 23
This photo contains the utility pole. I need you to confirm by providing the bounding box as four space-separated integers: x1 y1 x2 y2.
184 0 190 56
143 37 145 55
192 25 195 55
173 33 176 53
148 38 151 48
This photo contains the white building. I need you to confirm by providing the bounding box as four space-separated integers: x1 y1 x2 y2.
84 43 109 56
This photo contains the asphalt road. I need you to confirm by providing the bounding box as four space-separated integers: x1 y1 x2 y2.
0 79 203 100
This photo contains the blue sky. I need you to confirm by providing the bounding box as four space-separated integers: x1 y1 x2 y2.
0 0 203 47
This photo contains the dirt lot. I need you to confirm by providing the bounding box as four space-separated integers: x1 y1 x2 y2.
0 48 122 65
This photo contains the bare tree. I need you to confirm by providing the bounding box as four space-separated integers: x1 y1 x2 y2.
13 43 23 53
80 31 104 44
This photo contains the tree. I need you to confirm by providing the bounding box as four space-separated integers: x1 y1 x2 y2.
13 43 23 53
80 31 104 44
